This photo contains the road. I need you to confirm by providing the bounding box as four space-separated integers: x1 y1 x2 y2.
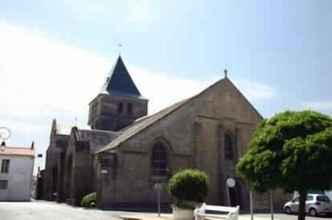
0 201 330 220
0 201 121 220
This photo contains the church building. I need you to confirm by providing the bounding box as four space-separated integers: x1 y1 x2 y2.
42 56 288 210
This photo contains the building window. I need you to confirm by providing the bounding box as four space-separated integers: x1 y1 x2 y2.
151 142 168 176
127 103 133 115
92 103 97 118
101 158 110 168
118 102 123 114
0 180 8 190
101 154 117 169
1 159 10 173
224 134 234 160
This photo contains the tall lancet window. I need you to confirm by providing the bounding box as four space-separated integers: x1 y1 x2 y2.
151 142 168 176
127 103 133 115
118 102 123 114
224 133 234 160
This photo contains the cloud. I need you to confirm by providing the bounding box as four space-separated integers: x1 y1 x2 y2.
0 20 109 160
130 70 276 114
0 21 275 170
301 101 332 114
129 67 210 113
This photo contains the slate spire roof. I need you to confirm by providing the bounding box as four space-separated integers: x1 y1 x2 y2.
101 56 142 97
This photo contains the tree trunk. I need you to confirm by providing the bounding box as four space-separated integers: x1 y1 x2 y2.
298 190 307 220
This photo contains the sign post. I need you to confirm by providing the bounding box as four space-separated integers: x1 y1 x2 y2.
226 177 236 208
154 183 162 217
226 177 236 188
270 191 274 220
250 191 254 220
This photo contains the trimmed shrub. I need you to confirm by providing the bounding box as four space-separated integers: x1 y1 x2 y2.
80 192 96 207
168 169 208 208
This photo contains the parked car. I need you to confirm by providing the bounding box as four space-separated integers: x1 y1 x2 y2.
283 194 332 216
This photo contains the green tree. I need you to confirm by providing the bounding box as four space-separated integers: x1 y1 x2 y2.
237 110 332 220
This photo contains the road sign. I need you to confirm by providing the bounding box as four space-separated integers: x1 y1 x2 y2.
226 177 236 188
154 183 162 217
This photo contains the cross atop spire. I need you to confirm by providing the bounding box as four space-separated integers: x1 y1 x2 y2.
118 43 123 55
224 69 228 78
101 56 142 97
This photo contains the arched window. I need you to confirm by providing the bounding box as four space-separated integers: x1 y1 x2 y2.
151 142 168 176
118 102 123 114
224 133 234 160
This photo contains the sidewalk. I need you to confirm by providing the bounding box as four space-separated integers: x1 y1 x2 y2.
116 212 172 220
116 212 322 220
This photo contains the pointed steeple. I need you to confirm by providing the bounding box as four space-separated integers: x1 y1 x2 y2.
102 56 141 97
90 55 148 131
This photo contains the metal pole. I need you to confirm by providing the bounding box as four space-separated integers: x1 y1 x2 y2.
158 186 161 217
270 191 274 220
250 191 254 220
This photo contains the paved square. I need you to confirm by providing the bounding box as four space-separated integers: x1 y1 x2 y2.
0 201 329 220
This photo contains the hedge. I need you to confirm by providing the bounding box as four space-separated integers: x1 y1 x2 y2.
80 192 96 207
168 169 208 208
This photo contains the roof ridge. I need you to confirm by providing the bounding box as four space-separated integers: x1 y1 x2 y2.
78 128 121 134
95 97 193 153
96 75 264 154
224 78 264 120
0 146 35 157
96 78 227 154
2 146 34 150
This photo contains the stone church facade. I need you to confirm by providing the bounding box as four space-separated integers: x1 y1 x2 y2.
43 120 118 204
42 56 288 210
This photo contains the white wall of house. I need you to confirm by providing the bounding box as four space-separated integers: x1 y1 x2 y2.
0 156 34 201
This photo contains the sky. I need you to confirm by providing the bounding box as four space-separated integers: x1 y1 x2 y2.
0 0 331 170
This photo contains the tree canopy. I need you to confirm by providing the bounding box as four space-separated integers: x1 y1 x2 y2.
236 110 332 220
237 110 332 192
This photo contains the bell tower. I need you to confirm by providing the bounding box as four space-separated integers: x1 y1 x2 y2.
88 56 148 131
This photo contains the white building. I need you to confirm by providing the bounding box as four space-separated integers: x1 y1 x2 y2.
0 142 35 201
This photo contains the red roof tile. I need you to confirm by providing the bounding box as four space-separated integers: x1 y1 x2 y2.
0 146 34 157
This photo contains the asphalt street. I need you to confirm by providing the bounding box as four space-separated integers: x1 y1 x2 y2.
0 201 330 220
0 201 122 220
